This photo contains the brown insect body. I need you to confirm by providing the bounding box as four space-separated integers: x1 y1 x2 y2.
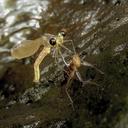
61 54 82 110
62 53 104 110
65 54 81 79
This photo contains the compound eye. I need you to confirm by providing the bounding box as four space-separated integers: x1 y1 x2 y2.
60 31 66 37
49 38 56 46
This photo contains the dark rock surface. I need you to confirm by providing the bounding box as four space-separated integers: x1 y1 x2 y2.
0 0 128 127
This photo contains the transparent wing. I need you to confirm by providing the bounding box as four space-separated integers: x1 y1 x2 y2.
11 39 42 59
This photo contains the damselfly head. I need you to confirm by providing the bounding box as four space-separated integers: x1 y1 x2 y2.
49 37 56 46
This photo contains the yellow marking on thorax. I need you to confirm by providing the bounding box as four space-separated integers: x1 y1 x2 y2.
56 33 64 45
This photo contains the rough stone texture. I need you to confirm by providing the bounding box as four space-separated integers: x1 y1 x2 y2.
0 0 128 127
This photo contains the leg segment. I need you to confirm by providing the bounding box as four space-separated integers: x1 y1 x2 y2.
33 47 50 83
65 77 75 110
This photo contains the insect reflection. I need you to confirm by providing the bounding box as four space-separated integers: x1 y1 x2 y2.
11 29 72 83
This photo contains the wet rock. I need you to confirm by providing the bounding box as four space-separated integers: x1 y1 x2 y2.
0 0 128 128
0 63 34 99
19 85 50 104
0 65 8 80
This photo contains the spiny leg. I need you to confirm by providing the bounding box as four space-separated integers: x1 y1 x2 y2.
64 39 76 53
65 77 75 110
60 44 73 54
76 71 83 82
82 61 104 74
33 47 50 83
52 47 59 65
58 49 68 66
83 80 100 86
76 71 100 87
55 47 59 64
